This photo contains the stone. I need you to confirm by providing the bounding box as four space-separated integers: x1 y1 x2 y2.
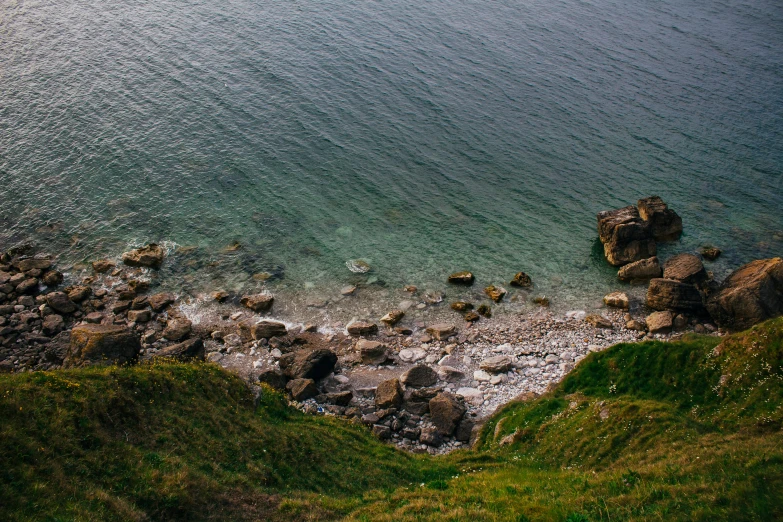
46 292 76 314
618 256 662 282
380 310 404 326
286 378 318 401
585 314 613 329
65 324 141 367
450 301 473 312
127 309 151 323
240 294 274 313
473 370 491 382
646 278 704 313
480 355 513 374
258 369 287 390
65 286 90 303
510 272 533 288
42 270 63 287
375 378 403 409
347 321 378 336
152 338 205 361
16 278 38 294
706 257 783 331
341 285 357 296
477 304 492 317
322 391 353 406
663 253 707 284
131 296 149 310
400 364 438 388
419 427 443 447
484 285 507 303
41 314 65 336
646 311 674 334
14 257 52 272
404 387 440 415
429 392 466 436
637 196 683 241
456 387 484 406
603 291 629 309
148 292 176 312
112 301 131 314
251 321 287 339
426 323 456 341
597 205 656 266
279 348 337 380
399 348 427 363
372 424 392 440
345 259 371 273
212 291 230 302
447 271 475 285
700 247 722 261
455 418 477 443
674 314 689 330
464 311 480 322
162 319 192 341
85 312 104 324
533 296 550 307
357 340 388 365
121 244 165 268
625 319 647 331
437 366 465 382
92 259 116 273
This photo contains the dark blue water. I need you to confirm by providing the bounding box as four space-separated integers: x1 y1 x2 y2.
2 0 782 315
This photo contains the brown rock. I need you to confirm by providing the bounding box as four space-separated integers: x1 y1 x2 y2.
67 285 92 303
258 369 287 390
484 285 507 303
153 338 205 361
92 259 116 273
357 340 388 365
480 355 513 373
429 392 466 436
85 312 104 324
375 378 403 409
663 253 707 284
286 378 318 401
646 311 673 334
476 304 492 317
597 205 656 266
426 323 456 341
451 301 473 312
700 247 722 261
510 272 532 288
706 257 783 331
464 311 480 322
419 427 443 447
400 364 438 388
585 314 613 329
618 256 662 282
347 321 378 336
279 348 337 380
448 271 475 285
625 319 647 331
46 291 77 314
16 278 39 295
637 196 682 241
42 314 65 336
148 292 176 312
646 278 704 313
121 244 165 268
251 320 287 339
14 257 52 272
240 294 274 313
162 319 192 341
127 309 151 323
533 296 550 307
380 310 404 326
212 291 230 302
42 270 63 287
603 291 629 309
65 324 141 367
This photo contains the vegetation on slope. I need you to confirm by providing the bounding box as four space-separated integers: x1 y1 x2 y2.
2 318 782 521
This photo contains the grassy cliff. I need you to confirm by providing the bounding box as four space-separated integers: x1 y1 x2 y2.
2 318 782 521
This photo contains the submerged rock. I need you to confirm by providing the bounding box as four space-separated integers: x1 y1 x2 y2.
510 272 533 288
618 256 662 282
450 301 473 312
700 246 722 261
122 244 165 269
240 294 274 313
345 259 371 273
448 271 475 285
484 285 507 303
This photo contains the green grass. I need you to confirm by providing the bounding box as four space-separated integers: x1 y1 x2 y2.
2 318 783 521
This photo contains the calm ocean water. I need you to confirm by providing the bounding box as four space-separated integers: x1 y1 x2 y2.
1 0 782 318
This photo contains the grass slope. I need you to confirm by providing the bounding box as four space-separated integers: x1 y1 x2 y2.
2 318 782 521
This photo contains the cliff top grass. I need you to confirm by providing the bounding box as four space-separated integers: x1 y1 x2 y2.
2 318 782 521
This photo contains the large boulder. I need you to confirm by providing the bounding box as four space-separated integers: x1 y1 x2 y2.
403 387 440 415
240 294 274 313
429 392 466 436
152 338 205 361
251 320 287 339
637 196 682 241
375 378 403 409
706 258 783 331
663 253 707 284
65 324 141 368
597 206 656 266
122 244 165 268
646 278 704 313
618 256 662 282
258 369 287 390
279 348 337 380
400 364 438 388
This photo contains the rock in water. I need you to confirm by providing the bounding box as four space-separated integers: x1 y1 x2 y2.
148 292 176 312
618 257 662 282
700 246 722 261
447 271 475 285
663 253 707 284
603 291 629 309
14 257 52 272
400 364 438 388
510 272 533 288
251 321 287 339
646 311 674 334
152 338 205 361
92 259 116 273
345 259 371 273
706 257 783 331
240 294 274 313
484 285 507 303
380 309 404 326
646 278 705 313
429 392 466 436
637 196 683 241
65 324 141 368
121 244 165 268
375 378 403 408
450 301 473 312
597 205 656 266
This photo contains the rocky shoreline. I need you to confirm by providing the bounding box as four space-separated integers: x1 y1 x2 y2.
1 196 781 454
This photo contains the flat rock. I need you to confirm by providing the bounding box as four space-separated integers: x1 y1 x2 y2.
240 294 274 313
357 340 388 365
426 323 456 341
618 256 662 282
122 244 165 268
14 257 52 272
603 291 629 309
473 370 491 382
447 271 475 285
148 292 176 312
456 387 484 406
585 314 613 329
637 196 683 241
251 320 287 339
437 365 465 382
646 311 673 334
347 321 378 336
65 324 141 368
646 278 704 313
399 348 427 363
479 355 513 374
663 253 707 284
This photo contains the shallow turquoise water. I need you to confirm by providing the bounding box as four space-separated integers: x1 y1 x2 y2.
1 0 782 312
